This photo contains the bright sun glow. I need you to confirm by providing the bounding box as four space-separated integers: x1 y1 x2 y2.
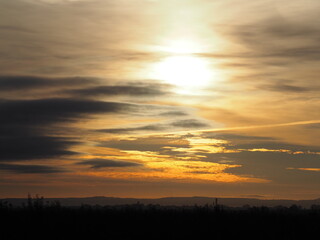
156 39 203 54
153 55 213 89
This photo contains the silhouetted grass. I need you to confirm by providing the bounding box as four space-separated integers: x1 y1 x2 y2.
1 198 319 240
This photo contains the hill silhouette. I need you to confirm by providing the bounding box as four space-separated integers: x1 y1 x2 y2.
2 196 320 208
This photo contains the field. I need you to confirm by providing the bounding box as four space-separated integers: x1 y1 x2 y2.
1 198 319 240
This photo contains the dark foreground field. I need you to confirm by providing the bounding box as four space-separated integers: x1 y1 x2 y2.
1 199 319 240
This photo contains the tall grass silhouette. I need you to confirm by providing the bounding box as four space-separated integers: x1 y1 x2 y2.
1 195 319 240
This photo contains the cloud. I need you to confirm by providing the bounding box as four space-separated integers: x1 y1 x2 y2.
224 16 320 62
21 0 96 5
202 133 275 141
0 74 186 163
77 159 142 169
0 98 137 126
98 119 209 134
0 25 36 33
252 17 320 39
206 143 320 184
159 111 188 117
226 141 320 153
100 135 190 152
0 135 75 161
0 97 148 161
67 84 171 98
240 194 265 199
222 151 320 184
0 76 174 100
0 0 162 76
0 163 67 174
0 75 96 92
287 168 320 172
304 123 320 129
98 131 320 185
261 83 313 93
98 123 167 134
171 119 210 128
201 131 320 155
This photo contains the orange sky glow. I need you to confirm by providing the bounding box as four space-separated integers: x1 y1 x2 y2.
0 0 319 200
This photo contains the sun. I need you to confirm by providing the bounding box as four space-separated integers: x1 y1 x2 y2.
153 55 213 89
147 39 220 92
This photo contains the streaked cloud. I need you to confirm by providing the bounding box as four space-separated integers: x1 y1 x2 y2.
0 163 68 174
77 159 143 169
287 168 320 172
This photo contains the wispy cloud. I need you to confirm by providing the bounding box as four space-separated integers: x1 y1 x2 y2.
0 163 67 174
77 159 143 169
98 119 209 134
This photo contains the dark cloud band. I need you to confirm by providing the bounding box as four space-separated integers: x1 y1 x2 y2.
77 159 142 169
0 163 67 174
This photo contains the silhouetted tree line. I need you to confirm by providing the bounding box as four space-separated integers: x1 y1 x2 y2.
1 195 319 240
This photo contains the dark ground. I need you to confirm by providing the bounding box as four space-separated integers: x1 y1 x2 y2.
1 198 319 240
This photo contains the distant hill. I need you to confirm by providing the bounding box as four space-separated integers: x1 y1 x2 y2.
2 196 320 208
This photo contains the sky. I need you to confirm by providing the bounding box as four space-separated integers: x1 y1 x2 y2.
0 0 319 200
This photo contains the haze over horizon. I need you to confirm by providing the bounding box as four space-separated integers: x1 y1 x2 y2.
0 0 319 200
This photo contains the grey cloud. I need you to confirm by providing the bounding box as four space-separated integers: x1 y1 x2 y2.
0 74 180 162
99 131 320 184
0 97 145 161
171 119 210 128
202 133 275 142
200 13 320 76
227 141 320 153
159 111 188 117
77 159 142 169
98 124 167 134
0 135 75 161
0 163 67 174
195 135 320 184
0 25 36 33
0 75 174 100
98 119 209 134
97 127 320 185
271 47 320 61
100 136 190 152
261 83 312 93
253 18 320 39
67 84 170 97
232 21 319 42
0 0 161 76
220 151 320 184
0 98 136 126
304 123 320 129
224 17 320 61
240 195 266 199
187 171 213 174
0 75 97 92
